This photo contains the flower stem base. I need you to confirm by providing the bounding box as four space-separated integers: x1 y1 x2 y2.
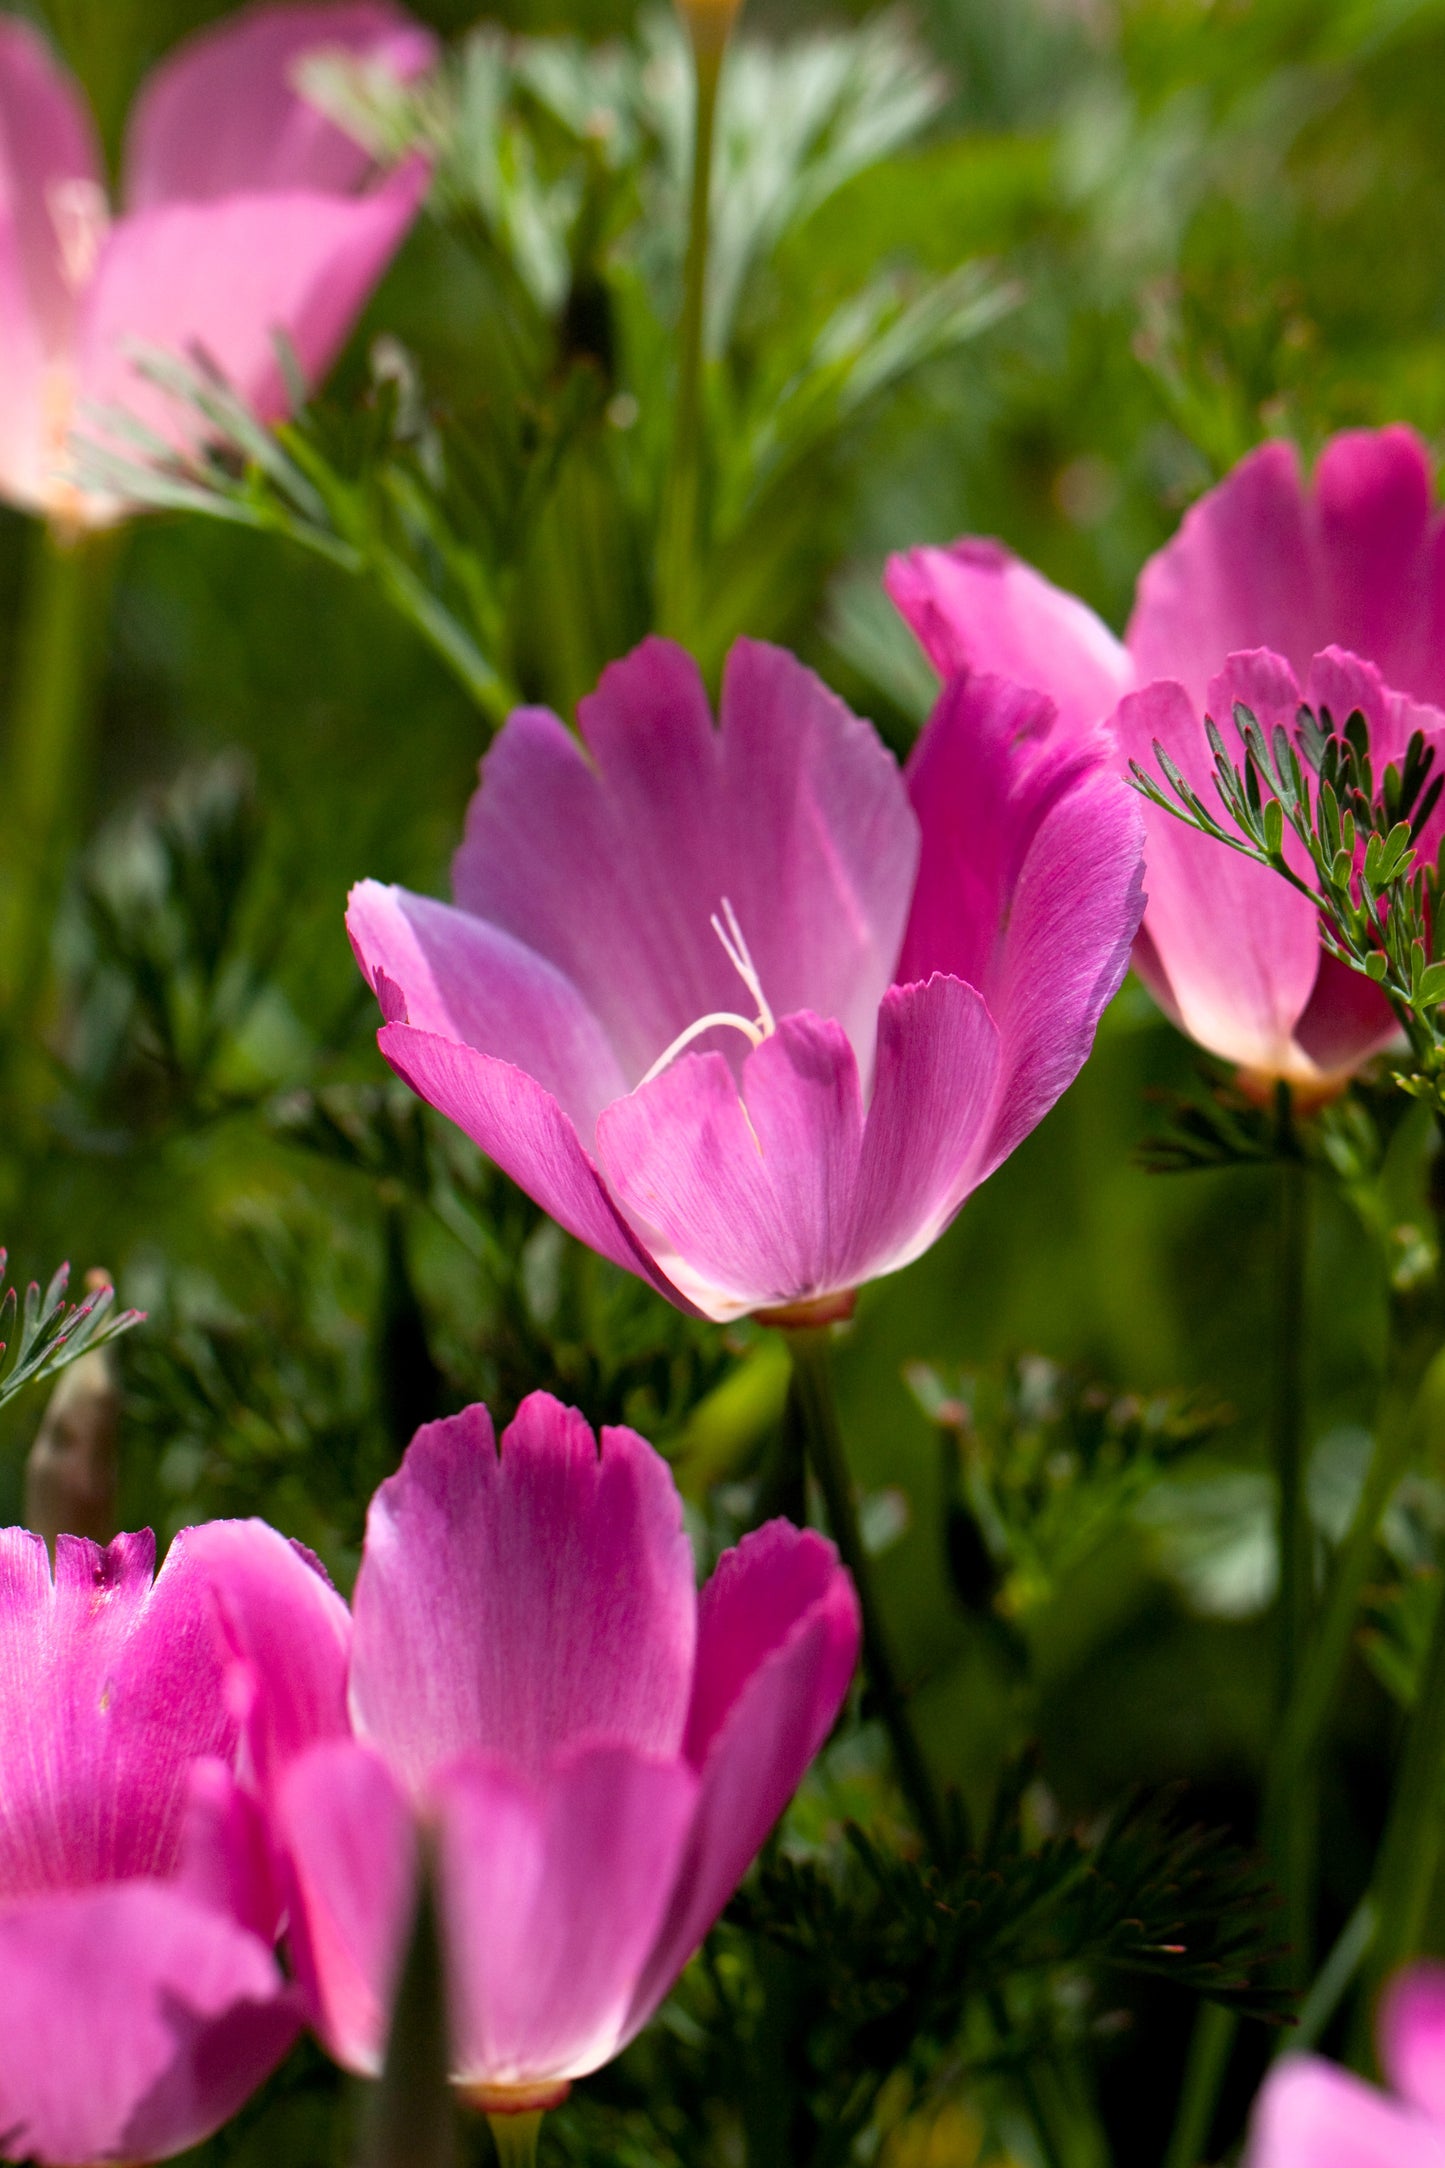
482 2106 548 2168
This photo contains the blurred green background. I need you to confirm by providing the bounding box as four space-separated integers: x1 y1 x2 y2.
7 0 1445 2158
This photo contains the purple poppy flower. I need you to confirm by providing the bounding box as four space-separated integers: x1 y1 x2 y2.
347 635 1144 1321
888 427 1445 1094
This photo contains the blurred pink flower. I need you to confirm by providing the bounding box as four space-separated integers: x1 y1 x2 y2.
888 426 1445 1094
0 1 435 525
347 635 1144 1323
1247 1964 1445 2167
0 1526 301 2164
189 1392 860 2110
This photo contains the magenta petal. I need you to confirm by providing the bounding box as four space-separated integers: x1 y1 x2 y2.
1112 677 1323 1075
845 974 1001 1277
1306 645 1445 792
901 672 1144 1174
0 1881 298 2165
625 1525 859 2034
373 1019 690 1302
184 1518 351 1792
597 1015 866 1320
0 1527 238 1895
75 166 426 453
124 2 437 208
434 1746 697 2088
885 538 1134 736
684 1521 858 1765
347 880 626 1133
1245 2055 1445 2168
177 1758 285 1943
452 638 918 1085
1382 1965 1445 2124
351 1395 697 1788
277 1739 417 2076
1313 428 1445 704
1128 441 1320 710
1292 950 1399 1078
0 19 103 512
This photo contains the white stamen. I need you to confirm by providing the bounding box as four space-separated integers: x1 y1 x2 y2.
710 897 776 1037
637 897 777 1088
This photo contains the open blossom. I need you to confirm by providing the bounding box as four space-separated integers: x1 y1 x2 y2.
1248 1965 1445 2166
0 1 435 525
888 426 1445 1094
347 635 1144 1322
0 1526 301 2164
188 1392 859 2107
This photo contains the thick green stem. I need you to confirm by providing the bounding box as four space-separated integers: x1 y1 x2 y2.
488 2112 543 2168
1354 1574 1445 2059
655 26 723 639
785 1326 950 1861
3 524 120 1024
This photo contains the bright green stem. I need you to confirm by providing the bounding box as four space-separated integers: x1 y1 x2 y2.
1167 1317 1443 2155
1354 1574 1445 2058
1291 1896 1375 2057
785 1327 950 1861
1163 1149 1313 2168
1273 1153 1310 1724
1161 2001 1235 2168
655 29 723 639
488 2112 543 2168
4 524 120 1021
1270 1153 1313 1978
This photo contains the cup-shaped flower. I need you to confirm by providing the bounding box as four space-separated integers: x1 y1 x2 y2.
347 636 1144 1322
0 1 436 525
887 426 1445 1094
0 1525 303 2163
1247 1964 1445 2165
188 1391 859 2108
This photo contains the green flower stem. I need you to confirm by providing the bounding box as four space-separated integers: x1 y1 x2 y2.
1164 1139 1313 2168
3 523 121 1026
1273 1147 1311 1721
1291 1896 1375 2058
1165 1206 1445 2163
784 1326 950 1861
655 21 724 640
1270 1147 1313 1977
1353 1572 1445 2061
488 2112 544 2168
1161 2001 1236 2168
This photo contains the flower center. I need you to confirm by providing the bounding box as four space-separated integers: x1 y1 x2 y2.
637 898 777 1087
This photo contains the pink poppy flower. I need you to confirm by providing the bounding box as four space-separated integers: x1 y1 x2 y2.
0 1 436 525
346 635 1144 1323
888 427 1445 1094
187 1392 860 2110
0 1526 302 2164
1247 1965 1445 2167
